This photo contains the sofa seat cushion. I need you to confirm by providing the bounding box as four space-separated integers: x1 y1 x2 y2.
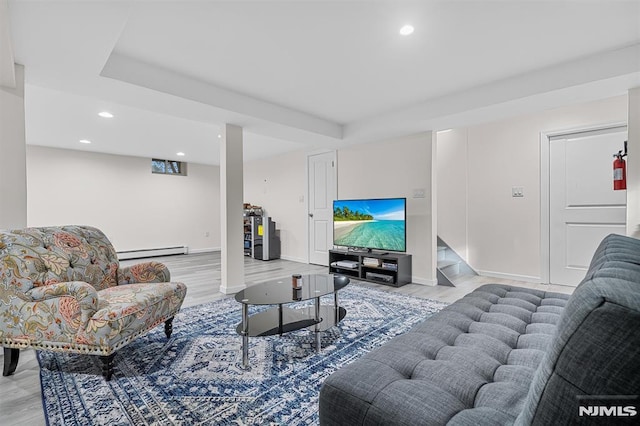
319 284 570 425
75 282 187 353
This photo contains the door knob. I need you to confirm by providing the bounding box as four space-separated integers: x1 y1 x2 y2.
309 213 314 218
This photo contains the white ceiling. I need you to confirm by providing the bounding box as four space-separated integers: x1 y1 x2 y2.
6 0 640 165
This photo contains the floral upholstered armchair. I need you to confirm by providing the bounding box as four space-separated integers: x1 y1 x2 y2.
0 226 187 381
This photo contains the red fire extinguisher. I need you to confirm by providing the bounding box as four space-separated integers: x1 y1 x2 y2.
613 141 627 191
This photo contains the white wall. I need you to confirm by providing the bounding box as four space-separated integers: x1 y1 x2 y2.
338 132 436 285
437 129 468 259
244 133 437 284
26 95 629 284
244 149 308 262
437 95 628 282
0 64 26 229
26 146 221 253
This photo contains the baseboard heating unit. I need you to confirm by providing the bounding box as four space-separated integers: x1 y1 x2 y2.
117 246 188 260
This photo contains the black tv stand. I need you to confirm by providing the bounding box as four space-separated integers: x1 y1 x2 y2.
329 249 412 287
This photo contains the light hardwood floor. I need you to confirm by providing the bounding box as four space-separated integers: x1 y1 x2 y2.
0 252 574 425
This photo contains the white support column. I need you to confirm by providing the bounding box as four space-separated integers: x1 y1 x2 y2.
0 63 27 229
428 130 438 285
627 87 640 238
220 123 246 294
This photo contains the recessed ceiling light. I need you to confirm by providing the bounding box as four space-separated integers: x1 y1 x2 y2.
79 139 91 144
399 25 414 36
176 152 185 156
98 111 114 118
218 134 222 138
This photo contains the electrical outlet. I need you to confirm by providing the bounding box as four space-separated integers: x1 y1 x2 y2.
512 187 524 198
413 188 426 198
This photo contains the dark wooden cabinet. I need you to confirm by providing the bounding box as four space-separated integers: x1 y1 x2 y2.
328 250 412 287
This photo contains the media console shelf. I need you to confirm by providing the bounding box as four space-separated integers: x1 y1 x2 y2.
329 249 412 287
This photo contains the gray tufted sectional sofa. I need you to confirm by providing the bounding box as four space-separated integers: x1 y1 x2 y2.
319 234 640 425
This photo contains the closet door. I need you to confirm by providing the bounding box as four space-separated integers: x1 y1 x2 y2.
549 129 627 286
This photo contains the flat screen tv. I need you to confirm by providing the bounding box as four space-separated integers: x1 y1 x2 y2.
333 197 406 252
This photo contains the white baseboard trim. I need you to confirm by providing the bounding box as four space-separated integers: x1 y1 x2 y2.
219 283 247 295
476 269 542 284
280 255 308 264
411 276 438 286
189 247 220 254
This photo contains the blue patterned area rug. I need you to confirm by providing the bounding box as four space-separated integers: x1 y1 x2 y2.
38 283 447 425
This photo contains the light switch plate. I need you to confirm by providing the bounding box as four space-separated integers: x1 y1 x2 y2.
512 187 524 198
413 188 426 198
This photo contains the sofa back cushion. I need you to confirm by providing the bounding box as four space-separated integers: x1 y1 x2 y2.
517 234 640 425
0 225 119 293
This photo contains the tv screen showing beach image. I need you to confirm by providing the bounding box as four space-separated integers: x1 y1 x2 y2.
333 198 406 252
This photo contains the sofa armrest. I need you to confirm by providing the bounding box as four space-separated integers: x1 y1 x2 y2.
117 261 171 285
27 281 99 324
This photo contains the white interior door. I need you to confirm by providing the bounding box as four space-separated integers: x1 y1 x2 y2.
549 129 627 286
307 151 337 266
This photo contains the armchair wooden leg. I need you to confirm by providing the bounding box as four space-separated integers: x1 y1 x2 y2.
164 317 174 339
3 347 19 376
99 353 115 381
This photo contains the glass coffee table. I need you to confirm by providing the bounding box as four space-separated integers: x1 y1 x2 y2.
235 273 349 368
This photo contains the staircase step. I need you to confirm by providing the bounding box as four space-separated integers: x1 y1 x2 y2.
437 236 478 286
437 259 460 268
438 259 461 276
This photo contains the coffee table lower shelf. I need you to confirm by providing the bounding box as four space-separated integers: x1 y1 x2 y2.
235 305 347 337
